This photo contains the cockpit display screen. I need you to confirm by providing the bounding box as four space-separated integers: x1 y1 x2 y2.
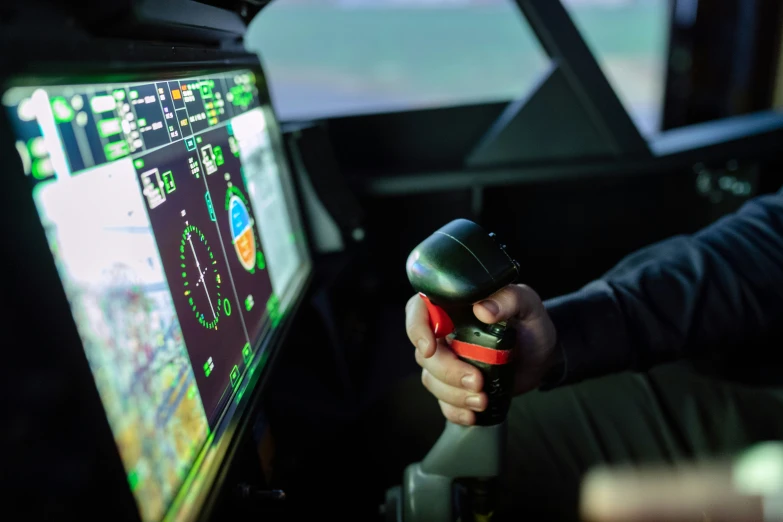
2 69 308 521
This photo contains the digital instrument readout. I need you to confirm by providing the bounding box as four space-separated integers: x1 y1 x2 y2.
3 69 306 522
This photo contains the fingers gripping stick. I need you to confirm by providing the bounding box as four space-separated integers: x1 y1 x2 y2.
420 292 513 364
419 292 515 424
408 220 520 426
381 219 520 522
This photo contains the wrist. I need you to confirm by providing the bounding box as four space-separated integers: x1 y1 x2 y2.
539 336 566 390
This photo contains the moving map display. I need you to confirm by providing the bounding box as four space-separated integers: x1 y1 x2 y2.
2 69 308 522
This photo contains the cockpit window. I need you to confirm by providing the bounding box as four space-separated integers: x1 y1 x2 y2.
246 0 548 120
247 0 669 137
562 0 670 137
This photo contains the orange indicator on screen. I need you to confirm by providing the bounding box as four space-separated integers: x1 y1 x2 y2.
236 229 255 269
229 195 257 272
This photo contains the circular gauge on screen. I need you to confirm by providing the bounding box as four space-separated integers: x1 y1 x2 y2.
181 224 221 330
228 191 256 272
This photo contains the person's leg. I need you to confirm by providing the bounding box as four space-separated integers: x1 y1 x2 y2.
499 361 783 520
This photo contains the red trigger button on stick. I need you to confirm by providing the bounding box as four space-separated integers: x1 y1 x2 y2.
419 293 454 339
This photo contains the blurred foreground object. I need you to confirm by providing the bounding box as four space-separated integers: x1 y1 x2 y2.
580 442 783 522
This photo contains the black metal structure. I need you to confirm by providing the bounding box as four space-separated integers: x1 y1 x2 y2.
663 0 783 130
3 0 272 46
469 0 650 166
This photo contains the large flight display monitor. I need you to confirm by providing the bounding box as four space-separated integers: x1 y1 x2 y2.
2 68 310 521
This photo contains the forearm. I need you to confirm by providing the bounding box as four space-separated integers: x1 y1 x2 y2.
541 191 783 388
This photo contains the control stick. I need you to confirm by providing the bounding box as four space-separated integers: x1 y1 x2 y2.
382 219 519 522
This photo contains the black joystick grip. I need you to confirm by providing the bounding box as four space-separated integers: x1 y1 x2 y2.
406 219 519 426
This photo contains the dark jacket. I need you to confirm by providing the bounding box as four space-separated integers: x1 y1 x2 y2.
544 190 783 387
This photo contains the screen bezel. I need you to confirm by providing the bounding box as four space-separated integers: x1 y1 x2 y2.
0 41 312 522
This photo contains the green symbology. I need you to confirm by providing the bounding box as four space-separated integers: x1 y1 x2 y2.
104 141 129 161
224 184 248 210
162 170 176 194
266 293 282 327
199 80 215 99
229 84 254 110
50 97 74 123
128 470 140 491
229 365 240 389
205 191 216 221
181 224 221 330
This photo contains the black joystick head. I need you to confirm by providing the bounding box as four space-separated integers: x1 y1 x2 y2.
407 219 520 426
406 219 519 306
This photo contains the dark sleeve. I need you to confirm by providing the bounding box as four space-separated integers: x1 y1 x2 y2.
541 190 783 388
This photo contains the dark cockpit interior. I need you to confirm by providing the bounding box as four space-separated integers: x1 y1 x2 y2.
4 1 783 521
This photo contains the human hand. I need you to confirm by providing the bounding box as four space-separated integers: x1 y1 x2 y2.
405 284 558 426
